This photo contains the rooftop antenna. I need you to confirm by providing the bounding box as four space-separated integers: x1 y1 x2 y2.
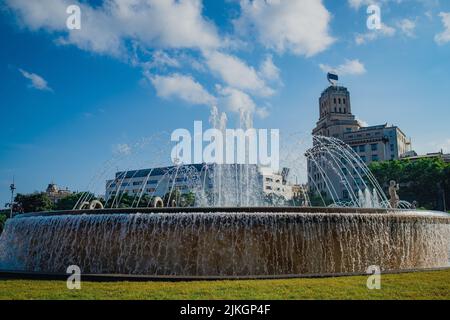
327 71 339 86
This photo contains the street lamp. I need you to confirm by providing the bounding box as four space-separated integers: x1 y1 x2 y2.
9 178 16 218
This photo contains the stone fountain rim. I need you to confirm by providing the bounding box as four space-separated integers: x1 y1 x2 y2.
13 206 450 220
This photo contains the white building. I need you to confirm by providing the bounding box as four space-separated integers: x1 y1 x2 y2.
105 164 294 204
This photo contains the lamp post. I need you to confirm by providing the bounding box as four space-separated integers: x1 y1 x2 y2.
9 178 16 218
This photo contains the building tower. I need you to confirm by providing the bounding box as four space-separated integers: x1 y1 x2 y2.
312 81 360 140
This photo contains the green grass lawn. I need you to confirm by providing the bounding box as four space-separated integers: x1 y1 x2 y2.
0 269 449 300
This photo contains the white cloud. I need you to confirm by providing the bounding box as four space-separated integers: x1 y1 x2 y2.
319 59 366 76
141 50 180 70
18 68 53 91
435 12 450 45
349 0 441 10
348 0 378 10
347 0 408 10
216 85 256 114
259 55 280 81
215 86 270 119
397 19 416 37
255 106 270 119
355 23 396 45
204 51 274 97
6 0 221 57
148 73 216 106
234 0 335 57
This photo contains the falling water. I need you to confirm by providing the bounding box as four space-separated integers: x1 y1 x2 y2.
1 210 448 276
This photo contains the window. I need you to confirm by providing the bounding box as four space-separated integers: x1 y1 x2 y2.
343 98 346 104
334 98 337 104
361 156 367 162
359 145 366 152
133 181 142 186
372 155 379 161
371 144 378 151
352 146 358 152
344 108 346 113
390 144 394 151
147 180 158 185
338 98 341 104
339 108 342 113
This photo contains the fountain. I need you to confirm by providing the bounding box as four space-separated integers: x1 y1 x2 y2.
0 208 449 276
0 110 449 279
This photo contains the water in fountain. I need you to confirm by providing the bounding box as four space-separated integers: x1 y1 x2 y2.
305 136 408 209
0 210 448 275
65 103 406 210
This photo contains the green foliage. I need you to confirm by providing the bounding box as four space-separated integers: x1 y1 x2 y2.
134 194 153 208
264 193 287 206
163 188 182 207
55 192 90 210
180 192 196 207
104 190 197 208
368 158 450 210
14 193 55 213
105 193 134 208
308 192 333 207
0 214 7 234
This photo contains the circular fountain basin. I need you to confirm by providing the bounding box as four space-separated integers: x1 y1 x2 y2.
0 208 449 278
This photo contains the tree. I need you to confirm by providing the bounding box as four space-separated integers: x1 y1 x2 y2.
105 192 140 208
0 214 7 234
14 192 55 213
368 158 450 210
163 188 182 207
264 193 287 206
55 192 91 210
307 192 333 207
181 192 196 207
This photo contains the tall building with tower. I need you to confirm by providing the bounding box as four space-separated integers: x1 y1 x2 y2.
307 74 412 201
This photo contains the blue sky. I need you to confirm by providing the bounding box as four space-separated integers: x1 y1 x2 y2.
1 0 450 207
